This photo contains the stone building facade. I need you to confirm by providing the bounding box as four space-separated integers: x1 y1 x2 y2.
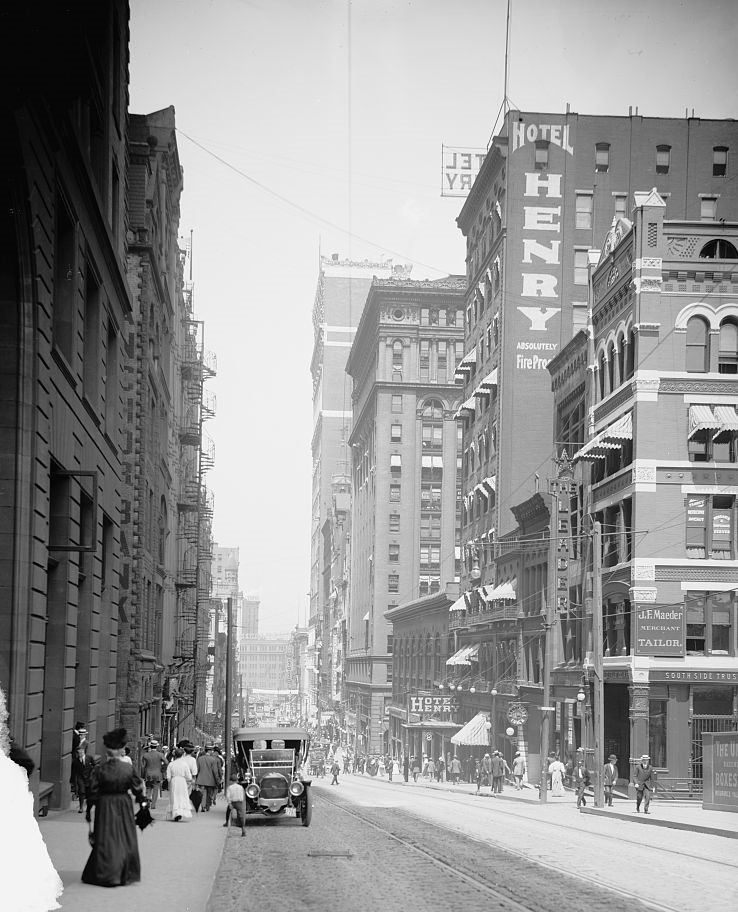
0 0 131 805
346 276 465 754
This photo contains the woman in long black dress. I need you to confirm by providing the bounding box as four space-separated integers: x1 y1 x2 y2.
83 728 148 887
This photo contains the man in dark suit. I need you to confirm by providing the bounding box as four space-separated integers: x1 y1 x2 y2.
603 754 619 807
573 751 591 808
196 744 222 811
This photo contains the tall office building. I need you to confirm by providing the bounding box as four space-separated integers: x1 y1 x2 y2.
346 275 466 754
309 254 408 720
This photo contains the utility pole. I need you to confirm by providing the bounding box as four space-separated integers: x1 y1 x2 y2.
592 522 605 808
224 596 233 787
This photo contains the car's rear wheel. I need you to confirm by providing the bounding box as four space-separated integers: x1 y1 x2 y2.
300 789 312 827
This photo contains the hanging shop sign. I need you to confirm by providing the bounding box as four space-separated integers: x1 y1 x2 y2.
634 603 685 657
408 695 460 714
702 732 738 813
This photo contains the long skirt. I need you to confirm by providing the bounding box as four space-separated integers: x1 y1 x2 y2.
82 793 140 887
169 774 192 819
551 770 565 797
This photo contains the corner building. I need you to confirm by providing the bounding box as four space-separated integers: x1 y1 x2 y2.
346 276 465 755
569 192 738 786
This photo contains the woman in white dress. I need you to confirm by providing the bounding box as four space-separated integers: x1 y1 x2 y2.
167 747 193 821
549 756 566 797
0 685 64 911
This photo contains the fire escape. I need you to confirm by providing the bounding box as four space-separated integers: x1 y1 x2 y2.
174 296 217 738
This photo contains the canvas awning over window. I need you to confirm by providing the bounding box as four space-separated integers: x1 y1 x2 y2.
448 593 469 613
445 644 479 666
451 711 490 746
473 369 498 398
482 475 496 493
454 396 477 419
362 611 370 622
688 405 722 439
573 411 633 461
712 405 738 440
480 368 498 389
484 579 517 601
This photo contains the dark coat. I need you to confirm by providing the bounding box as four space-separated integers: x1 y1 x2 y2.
603 762 619 786
572 763 591 789
633 763 655 791
195 752 222 788
490 756 509 777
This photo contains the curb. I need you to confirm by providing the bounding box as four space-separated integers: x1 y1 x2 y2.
579 806 738 839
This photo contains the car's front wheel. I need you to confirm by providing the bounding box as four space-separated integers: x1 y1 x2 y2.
300 788 312 827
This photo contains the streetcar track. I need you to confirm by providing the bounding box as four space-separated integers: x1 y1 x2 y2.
317 790 681 912
340 779 738 871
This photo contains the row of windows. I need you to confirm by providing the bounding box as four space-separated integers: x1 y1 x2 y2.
391 340 465 384
575 192 726 229
542 143 730 177
419 307 464 326
686 317 738 373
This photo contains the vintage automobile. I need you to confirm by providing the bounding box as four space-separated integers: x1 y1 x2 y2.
232 727 313 826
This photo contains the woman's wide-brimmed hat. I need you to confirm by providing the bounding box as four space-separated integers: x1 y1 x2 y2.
102 727 128 750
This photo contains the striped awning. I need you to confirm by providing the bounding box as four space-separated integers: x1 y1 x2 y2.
454 396 477 419
713 405 738 440
448 594 469 613
480 368 498 389
573 411 633 461
451 711 490 746
485 579 517 601
445 644 479 666
688 405 721 440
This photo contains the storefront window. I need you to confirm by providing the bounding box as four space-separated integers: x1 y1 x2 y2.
648 700 667 768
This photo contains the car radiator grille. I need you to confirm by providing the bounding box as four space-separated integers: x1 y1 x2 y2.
259 776 288 799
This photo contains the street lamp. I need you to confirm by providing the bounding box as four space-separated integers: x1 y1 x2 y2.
490 689 498 752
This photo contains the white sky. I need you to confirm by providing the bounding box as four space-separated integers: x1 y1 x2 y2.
129 0 738 634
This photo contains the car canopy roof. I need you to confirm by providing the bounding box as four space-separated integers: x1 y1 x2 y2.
233 727 310 743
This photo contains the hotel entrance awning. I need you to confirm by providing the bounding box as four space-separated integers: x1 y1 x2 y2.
450 711 490 746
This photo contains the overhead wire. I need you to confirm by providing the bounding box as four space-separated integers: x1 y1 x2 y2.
176 128 455 276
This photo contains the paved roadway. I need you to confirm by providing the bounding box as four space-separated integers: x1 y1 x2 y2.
206 775 738 912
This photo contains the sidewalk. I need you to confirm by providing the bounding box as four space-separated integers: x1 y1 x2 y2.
40 800 227 911
580 800 738 839
366 773 738 837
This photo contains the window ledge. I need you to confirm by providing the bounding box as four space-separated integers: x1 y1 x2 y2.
51 346 77 388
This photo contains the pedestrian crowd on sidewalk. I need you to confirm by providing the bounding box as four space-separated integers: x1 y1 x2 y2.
45 720 232 896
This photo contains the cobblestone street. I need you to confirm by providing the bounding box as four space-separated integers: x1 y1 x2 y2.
205 777 738 912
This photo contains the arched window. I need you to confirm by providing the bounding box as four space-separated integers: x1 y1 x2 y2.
158 496 169 565
699 239 738 260
392 340 403 377
422 399 443 420
686 316 710 373
626 326 636 378
617 334 626 383
597 350 606 400
607 340 617 391
718 319 738 374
